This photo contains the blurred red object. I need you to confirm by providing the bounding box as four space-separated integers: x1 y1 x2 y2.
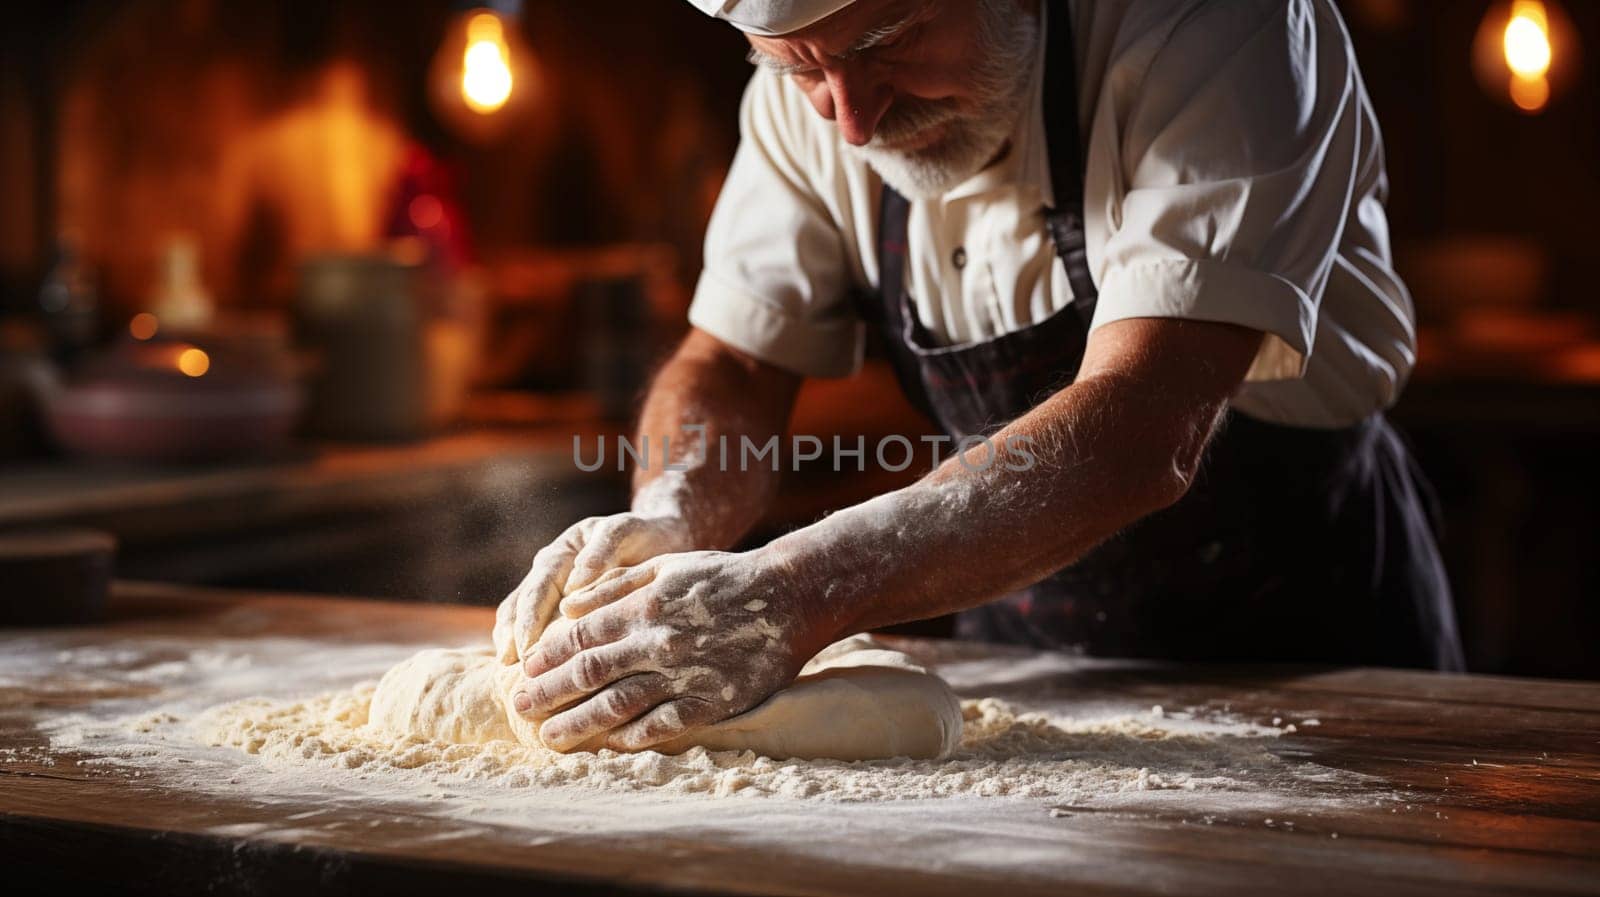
381 143 475 273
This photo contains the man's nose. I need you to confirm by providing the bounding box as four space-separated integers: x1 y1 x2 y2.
824 64 891 146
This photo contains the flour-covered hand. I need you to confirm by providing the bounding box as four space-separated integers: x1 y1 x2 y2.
511 549 826 752
492 512 695 665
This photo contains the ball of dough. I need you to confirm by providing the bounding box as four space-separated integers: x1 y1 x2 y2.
367 635 962 761
368 647 526 745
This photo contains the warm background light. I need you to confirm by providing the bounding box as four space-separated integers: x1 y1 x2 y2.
177 347 211 378
1472 0 1579 115
1504 5 1553 77
408 194 444 230
1509 73 1551 112
128 313 159 341
426 2 539 143
1504 1 1553 111
461 13 514 113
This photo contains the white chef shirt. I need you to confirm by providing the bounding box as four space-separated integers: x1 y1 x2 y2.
688 0 1416 428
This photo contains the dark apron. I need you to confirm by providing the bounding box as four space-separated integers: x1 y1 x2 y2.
855 2 1465 671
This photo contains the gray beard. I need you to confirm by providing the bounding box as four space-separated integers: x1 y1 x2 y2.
847 0 1040 201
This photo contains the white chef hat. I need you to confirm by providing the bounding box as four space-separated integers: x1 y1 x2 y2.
685 0 860 36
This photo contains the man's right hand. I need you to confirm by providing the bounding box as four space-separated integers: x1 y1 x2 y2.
493 513 695 664
494 329 801 666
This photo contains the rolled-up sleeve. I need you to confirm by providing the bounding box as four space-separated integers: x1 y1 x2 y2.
688 72 864 378
1085 0 1362 382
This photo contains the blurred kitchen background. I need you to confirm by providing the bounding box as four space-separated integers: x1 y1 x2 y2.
0 0 1595 678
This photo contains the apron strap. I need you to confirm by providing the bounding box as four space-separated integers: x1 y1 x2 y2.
1039 0 1098 323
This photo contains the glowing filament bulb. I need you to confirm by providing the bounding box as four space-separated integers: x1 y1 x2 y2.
1503 3 1553 78
461 13 513 114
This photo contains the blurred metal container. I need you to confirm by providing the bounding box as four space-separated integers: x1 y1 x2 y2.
579 274 652 422
297 253 428 441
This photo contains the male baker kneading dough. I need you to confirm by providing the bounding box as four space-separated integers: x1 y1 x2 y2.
496 0 1466 753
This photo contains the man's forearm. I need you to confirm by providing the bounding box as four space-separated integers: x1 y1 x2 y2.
512 320 1262 747
632 329 801 550
760 319 1260 645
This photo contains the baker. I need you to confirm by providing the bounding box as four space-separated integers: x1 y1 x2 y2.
497 0 1466 753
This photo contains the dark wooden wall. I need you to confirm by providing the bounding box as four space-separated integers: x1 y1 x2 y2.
0 0 753 314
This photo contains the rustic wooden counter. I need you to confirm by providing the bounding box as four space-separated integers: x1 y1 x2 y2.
2 582 1597 896
0 429 626 600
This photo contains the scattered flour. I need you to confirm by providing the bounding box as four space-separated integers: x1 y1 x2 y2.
4 624 1387 860
188 681 1298 803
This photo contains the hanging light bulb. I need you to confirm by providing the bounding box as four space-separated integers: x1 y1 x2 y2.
428 0 540 142
1473 0 1580 114
461 12 514 113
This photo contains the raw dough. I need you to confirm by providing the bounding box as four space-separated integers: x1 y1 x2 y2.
367 634 963 761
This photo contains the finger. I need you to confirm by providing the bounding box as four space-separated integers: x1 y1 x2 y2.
560 564 658 619
515 636 657 717
492 593 518 664
510 559 568 664
523 606 636 678
581 563 636 594
536 672 673 752
565 519 656 593
511 529 588 662
604 697 720 752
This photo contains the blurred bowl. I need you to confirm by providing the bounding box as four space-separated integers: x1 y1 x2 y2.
42 337 303 464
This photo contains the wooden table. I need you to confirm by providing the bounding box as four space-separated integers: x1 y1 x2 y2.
2 583 1597 896
0 429 627 600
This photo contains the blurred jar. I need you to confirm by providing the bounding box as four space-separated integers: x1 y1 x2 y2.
579 274 652 422
149 235 216 333
296 248 480 441
421 260 485 430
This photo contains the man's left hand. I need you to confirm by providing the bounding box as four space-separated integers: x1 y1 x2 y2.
512 548 824 752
